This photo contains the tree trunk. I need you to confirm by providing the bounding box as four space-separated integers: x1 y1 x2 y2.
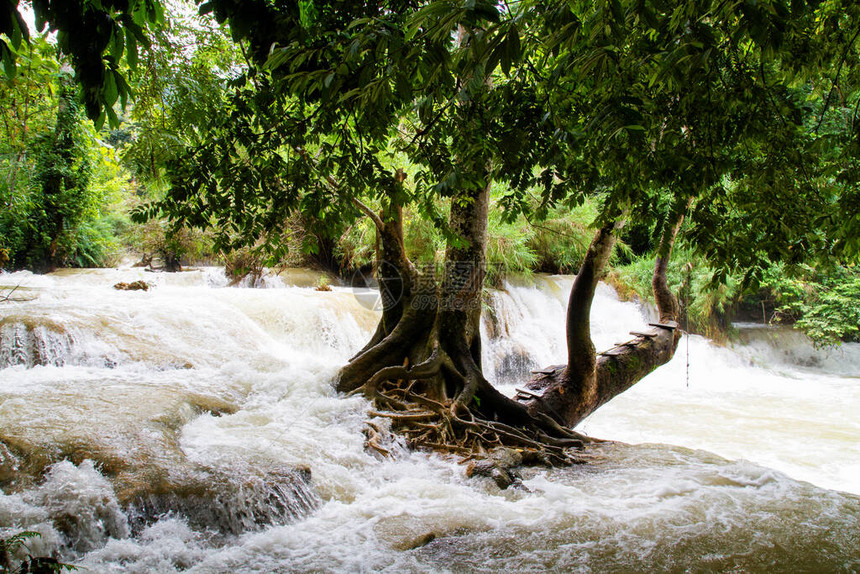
338 194 689 462
349 183 418 357
517 205 687 428
336 182 433 394
436 181 490 403
337 175 491 383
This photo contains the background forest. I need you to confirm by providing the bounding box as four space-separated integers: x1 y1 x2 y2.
1 0 858 348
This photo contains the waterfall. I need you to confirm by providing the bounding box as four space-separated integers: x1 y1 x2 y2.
732 322 860 377
1 268 857 572
481 277 650 391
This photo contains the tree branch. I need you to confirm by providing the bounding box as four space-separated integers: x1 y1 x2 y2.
351 197 385 231
566 217 624 376
653 196 691 323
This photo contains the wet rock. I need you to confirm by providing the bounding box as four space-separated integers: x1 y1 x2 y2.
466 448 526 490
395 532 437 551
0 438 61 492
125 465 318 536
113 281 150 291
0 442 21 485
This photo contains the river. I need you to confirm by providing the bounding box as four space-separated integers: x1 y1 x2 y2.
0 268 857 573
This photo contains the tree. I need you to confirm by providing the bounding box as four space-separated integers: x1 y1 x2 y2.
142 0 860 465
2 0 165 127
1 70 102 271
0 35 58 199
139 0 707 460
10 0 860 468
118 3 244 270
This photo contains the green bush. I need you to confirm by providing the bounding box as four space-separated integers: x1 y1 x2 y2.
763 264 860 347
335 216 377 272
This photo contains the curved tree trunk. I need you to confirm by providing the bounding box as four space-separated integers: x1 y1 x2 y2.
518 203 689 428
336 176 492 400
337 181 432 393
349 182 418 357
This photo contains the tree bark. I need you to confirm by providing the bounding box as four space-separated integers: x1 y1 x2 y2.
336 176 492 396
438 182 490 361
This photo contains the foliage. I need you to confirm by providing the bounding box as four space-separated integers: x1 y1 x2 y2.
120 6 242 183
62 217 120 268
0 530 76 573
0 36 59 195
613 251 859 347
331 191 572 286
1 57 133 271
336 216 377 272
315 274 332 291
2 0 165 127
526 203 601 274
5 0 860 322
101 4 244 268
127 0 859 287
403 210 444 266
614 247 739 339
763 265 860 347
120 213 215 270
485 207 538 287
222 232 308 285
223 244 267 285
1 75 94 271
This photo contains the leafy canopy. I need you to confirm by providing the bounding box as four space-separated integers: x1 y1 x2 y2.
1 0 165 127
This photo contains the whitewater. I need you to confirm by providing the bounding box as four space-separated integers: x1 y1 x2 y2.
0 267 857 572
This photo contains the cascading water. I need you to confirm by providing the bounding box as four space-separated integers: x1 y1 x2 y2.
1 268 857 573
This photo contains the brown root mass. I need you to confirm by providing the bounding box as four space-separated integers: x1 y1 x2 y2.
360 377 594 468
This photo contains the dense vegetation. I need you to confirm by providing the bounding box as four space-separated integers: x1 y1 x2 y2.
2 1 859 351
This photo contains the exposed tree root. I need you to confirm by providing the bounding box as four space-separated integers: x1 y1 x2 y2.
358 371 595 473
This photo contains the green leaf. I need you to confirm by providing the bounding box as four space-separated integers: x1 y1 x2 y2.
1 42 16 78
505 24 521 66
125 27 139 69
103 71 119 106
109 24 125 62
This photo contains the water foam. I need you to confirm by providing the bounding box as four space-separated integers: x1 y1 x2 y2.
1 268 858 573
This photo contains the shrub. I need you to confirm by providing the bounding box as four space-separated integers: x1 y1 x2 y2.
763 264 860 347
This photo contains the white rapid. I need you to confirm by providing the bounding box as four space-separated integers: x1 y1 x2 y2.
1 269 858 573
485 277 860 496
